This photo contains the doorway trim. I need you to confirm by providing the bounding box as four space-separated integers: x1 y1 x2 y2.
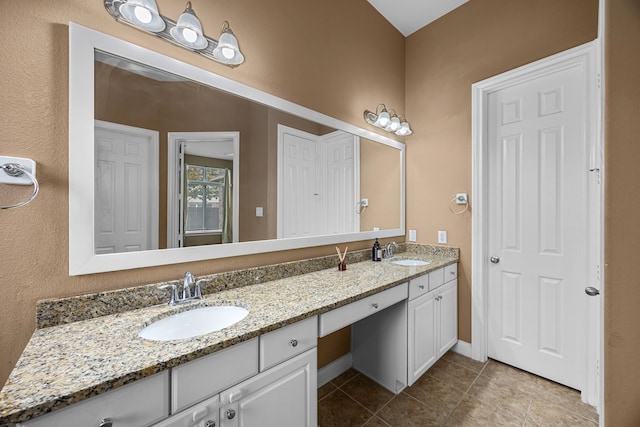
167 132 240 248
471 41 601 405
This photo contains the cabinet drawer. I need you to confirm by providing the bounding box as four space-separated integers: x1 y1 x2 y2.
444 263 458 282
428 268 445 291
260 316 317 371
172 338 258 412
408 274 429 300
319 283 408 337
20 371 169 427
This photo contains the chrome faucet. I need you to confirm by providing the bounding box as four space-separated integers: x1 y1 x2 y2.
182 271 195 299
159 272 210 306
385 242 399 258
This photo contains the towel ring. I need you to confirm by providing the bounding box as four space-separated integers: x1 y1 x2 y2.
448 196 469 215
1 163 40 209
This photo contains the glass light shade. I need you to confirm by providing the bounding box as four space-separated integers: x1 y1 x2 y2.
375 109 390 128
119 0 165 32
388 116 401 131
212 27 245 65
396 121 412 136
170 5 208 50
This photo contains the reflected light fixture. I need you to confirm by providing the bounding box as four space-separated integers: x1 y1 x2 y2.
364 104 413 136
104 0 245 67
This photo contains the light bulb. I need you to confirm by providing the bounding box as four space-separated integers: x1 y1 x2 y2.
376 110 390 128
222 47 235 59
389 116 401 131
182 27 197 43
134 6 152 23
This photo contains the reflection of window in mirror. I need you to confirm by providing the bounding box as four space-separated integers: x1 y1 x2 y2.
182 159 232 247
185 165 226 234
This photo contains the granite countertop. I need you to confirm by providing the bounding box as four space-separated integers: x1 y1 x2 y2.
0 248 458 424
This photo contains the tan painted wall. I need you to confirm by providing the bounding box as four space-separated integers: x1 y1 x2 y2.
604 1 640 424
405 0 598 343
0 0 404 386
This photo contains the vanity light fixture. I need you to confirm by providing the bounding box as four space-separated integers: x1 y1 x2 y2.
364 104 413 136
170 2 207 50
104 0 245 67
212 21 245 65
118 0 165 32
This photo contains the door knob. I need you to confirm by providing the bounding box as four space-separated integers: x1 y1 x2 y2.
490 256 500 264
585 287 600 296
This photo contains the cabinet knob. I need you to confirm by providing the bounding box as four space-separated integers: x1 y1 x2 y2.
227 409 236 420
372 303 379 309
205 421 216 427
290 339 298 347
99 419 113 427
419 285 425 289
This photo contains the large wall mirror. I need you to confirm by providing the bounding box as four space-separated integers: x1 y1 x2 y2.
69 23 405 275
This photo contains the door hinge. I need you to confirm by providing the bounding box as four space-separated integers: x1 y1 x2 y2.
597 73 602 90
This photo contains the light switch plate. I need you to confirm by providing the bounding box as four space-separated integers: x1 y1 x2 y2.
409 229 417 242
438 230 447 244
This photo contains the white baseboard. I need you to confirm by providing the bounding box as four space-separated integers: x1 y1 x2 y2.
451 340 473 358
317 352 352 387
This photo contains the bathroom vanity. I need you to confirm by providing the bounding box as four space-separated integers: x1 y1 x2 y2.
0 246 458 426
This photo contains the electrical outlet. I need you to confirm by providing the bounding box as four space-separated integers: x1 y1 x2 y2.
409 229 417 242
256 207 263 217
361 198 369 207
438 230 448 244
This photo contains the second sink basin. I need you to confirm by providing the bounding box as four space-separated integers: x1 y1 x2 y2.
392 259 431 267
139 306 249 341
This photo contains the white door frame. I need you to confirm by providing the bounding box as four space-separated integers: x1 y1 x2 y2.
471 41 602 407
167 132 240 248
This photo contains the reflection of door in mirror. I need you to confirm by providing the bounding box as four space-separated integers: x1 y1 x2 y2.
277 125 359 238
94 120 159 254
166 133 239 248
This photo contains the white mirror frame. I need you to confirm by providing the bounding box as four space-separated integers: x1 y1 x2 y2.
69 22 405 275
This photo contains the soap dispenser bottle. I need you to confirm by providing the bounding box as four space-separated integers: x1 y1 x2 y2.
372 238 381 261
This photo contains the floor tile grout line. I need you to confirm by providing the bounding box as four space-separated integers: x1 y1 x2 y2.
439 364 485 426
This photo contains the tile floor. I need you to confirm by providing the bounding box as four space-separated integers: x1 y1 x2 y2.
318 351 598 426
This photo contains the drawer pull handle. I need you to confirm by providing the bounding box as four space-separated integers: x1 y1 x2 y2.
227 409 236 420
450 271 455 275
372 303 379 309
99 419 113 427
205 421 216 427
290 339 298 347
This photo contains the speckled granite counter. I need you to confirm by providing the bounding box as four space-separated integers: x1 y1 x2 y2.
0 245 458 424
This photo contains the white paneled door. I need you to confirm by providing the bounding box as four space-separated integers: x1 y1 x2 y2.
94 121 158 254
487 64 587 389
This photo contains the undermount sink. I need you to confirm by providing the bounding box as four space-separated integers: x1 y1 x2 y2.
139 306 249 341
391 259 431 267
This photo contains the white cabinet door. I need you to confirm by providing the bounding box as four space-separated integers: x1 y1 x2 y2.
408 290 437 386
220 348 317 427
437 279 458 357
